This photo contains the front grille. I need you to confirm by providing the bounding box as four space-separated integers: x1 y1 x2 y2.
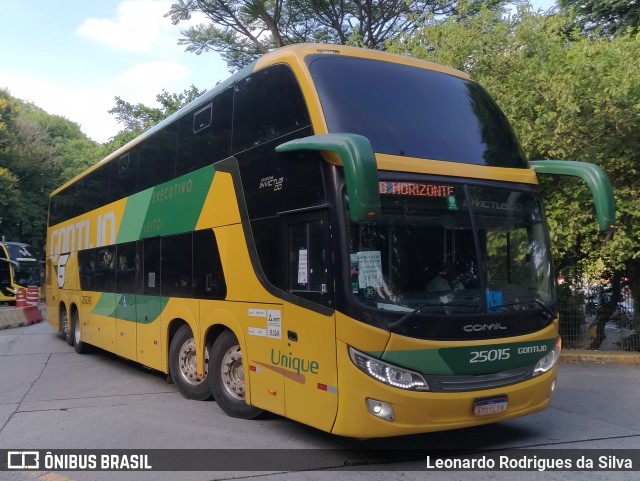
426 365 534 392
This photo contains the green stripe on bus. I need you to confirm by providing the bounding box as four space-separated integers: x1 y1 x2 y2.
375 338 557 376
116 165 216 243
92 294 169 324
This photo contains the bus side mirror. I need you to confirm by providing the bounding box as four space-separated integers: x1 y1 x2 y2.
530 160 616 237
276 133 381 222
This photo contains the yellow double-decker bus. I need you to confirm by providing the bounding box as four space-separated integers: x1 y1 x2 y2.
46 44 615 438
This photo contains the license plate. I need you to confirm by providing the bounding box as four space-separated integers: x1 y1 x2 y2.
473 395 508 416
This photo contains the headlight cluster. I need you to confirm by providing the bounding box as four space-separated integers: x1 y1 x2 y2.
348 347 429 391
534 337 561 375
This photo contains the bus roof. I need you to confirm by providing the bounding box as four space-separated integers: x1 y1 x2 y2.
51 44 472 196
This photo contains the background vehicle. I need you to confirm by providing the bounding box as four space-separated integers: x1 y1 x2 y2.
45 44 615 438
0 240 40 304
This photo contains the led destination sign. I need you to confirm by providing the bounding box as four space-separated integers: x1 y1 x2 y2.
379 182 455 198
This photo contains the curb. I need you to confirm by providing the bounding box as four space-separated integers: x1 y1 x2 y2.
560 350 640 365
0 305 43 330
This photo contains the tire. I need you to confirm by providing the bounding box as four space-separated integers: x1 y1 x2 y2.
208 330 262 419
169 324 212 400
72 310 90 354
62 310 74 346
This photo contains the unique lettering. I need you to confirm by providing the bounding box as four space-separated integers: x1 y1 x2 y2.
270 349 319 374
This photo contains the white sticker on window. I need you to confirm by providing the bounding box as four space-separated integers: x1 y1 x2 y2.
357 251 383 288
297 249 308 285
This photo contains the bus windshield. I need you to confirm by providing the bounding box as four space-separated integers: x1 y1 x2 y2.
308 55 528 168
4 243 40 287
348 181 555 317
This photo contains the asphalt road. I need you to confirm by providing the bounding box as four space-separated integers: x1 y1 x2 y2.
1 321 639 481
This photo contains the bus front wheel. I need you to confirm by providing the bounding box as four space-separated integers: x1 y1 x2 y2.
169 324 212 400
209 330 262 419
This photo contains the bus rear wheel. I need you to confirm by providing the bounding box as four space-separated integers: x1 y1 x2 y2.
169 324 212 400
209 330 262 419
72 310 89 354
61 310 73 346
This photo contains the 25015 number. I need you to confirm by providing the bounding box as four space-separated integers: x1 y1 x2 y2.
470 348 511 363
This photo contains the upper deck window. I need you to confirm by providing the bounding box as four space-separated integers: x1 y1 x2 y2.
307 55 528 168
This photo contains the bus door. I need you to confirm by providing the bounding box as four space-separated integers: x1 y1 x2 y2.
136 238 163 370
114 242 138 360
281 211 338 431
88 246 117 352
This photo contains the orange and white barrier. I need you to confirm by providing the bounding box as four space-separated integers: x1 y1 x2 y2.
15 288 26 308
0 287 42 329
26 286 39 306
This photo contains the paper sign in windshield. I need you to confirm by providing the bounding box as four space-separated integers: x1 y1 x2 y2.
357 251 383 288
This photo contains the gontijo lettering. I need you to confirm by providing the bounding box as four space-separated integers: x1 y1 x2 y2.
49 211 117 258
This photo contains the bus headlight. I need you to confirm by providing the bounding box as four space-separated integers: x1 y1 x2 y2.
534 338 561 375
348 347 429 391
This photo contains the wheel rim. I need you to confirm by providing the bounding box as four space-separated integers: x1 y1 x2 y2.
74 316 81 344
178 338 208 386
61 313 69 335
220 345 245 400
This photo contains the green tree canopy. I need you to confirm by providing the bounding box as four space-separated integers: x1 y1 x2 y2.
109 85 205 134
388 4 640 309
166 0 505 70
0 89 103 256
559 0 640 37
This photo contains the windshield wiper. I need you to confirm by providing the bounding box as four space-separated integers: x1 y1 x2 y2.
388 303 438 331
490 299 556 318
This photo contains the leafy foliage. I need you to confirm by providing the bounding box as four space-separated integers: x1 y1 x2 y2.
389 4 640 337
109 85 205 133
0 89 103 257
165 0 505 70
559 0 640 37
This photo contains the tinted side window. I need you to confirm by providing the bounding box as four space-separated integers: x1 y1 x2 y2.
84 164 111 215
138 124 177 191
161 233 192 298
235 131 323 220
232 64 310 153
193 229 227 299
111 151 139 201
176 88 233 176
115 242 138 294
49 163 110 226
252 218 281 289
78 249 93 290
92 246 116 293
